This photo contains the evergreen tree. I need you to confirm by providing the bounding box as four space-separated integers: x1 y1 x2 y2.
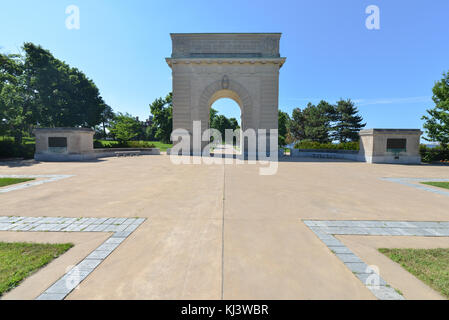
289 108 306 142
334 99 366 142
303 101 336 143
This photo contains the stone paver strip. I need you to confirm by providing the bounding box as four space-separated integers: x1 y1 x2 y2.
304 219 449 300
0 215 146 300
381 178 449 197
0 175 73 193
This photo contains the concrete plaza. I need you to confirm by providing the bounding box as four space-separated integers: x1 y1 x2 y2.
0 155 448 299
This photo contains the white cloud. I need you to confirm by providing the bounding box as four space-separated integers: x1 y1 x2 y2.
288 96 432 106
355 96 431 106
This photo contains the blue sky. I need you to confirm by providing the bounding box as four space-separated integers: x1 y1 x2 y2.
1 0 448 134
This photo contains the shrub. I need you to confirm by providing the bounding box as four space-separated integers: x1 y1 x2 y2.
420 144 449 163
0 140 35 159
93 140 113 148
94 140 156 149
294 140 359 151
122 141 156 148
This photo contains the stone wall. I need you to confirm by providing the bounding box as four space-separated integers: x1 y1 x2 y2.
289 149 360 161
94 148 160 158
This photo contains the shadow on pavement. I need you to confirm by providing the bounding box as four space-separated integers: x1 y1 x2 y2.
0 158 107 168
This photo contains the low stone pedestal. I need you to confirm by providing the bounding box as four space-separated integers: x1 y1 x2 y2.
358 129 422 164
33 128 96 161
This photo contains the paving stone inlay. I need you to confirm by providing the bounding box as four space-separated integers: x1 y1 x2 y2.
303 219 449 300
0 175 73 193
0 215 145 300
381 178 449 197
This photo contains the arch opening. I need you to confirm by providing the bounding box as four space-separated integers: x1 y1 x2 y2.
208 92 242 155
197 78 254 155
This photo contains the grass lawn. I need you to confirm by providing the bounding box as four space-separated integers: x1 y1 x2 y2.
95 140 172 152
148 141 172 152
379 248 449 299
0 178 35 188
0 242 73 296
421 181 449 190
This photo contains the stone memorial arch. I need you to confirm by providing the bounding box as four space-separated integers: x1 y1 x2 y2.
166 33 286 153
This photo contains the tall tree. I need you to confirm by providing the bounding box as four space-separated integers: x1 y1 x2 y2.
228 118 240 131
0 53 34 144
99 104 115 138
278 110 290 147
422 71 449 147
211 115 230 138
334 99 366 142
289 101 337 143
210 107 219 125
211 115 239 137
289 108 306 142
149 93 172 143
303 101 336 143
210 109 240 139
23 43 106 128
1 43 108 145
145 124 157 141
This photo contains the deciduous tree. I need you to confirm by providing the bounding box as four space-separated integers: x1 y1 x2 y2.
99 104 115 138
149 93 172 143
23 43 106 128
109 113 141 142
0 53 34 144
422 71 449 147
278 110 290 147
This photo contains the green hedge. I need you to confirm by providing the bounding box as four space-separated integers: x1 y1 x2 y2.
294 140 359 151
0 140 35 159
94 140 156 149
420 145 449 163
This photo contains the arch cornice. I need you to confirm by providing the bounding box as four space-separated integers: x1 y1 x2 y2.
166 57 286 68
